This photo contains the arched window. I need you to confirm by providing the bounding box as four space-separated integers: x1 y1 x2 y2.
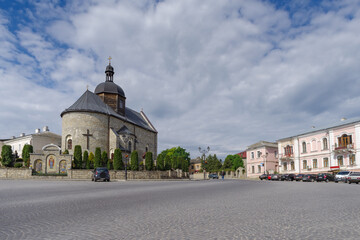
145 146 148 152
323 138 328 150
284 145 293 156
128 141 132 152
67 139 72 150
337 134 352 148
302 142 307 153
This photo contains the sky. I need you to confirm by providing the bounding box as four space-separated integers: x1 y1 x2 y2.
1 0 360 160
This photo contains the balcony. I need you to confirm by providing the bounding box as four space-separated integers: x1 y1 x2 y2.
332 144 354 153
279 153 294 160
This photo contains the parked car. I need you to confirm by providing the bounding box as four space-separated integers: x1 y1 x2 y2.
208 173 219 179
92 167 110 182
347 172 360 184
294 174 305 181
259 174 269 180
271 174 281 181
281 174 296 181
335 171 352 183
268 174 273 180
316 173 335 182
302 174 317 182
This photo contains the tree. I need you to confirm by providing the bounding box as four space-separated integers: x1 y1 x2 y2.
130 150 139 171
145 152 153 171
94 148 102 168
231 154 244 170
22 144 33 167
63 149 69 154
113 149 123 170
107 159 113 170
74 145 82 169
101 151 108 167
83 151 89 169
206 154 222 172
88 152 94 169
156 154 164 170
1 145 13 167
223 155 233 169
164 155 171 170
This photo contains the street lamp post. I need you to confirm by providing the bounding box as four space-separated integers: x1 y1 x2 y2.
122 134 131 181
199 146 210 180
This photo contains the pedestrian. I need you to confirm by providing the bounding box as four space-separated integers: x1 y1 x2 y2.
222 171 225 180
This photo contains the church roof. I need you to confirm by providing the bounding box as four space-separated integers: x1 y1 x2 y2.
94 81 125 97
61 90 157 133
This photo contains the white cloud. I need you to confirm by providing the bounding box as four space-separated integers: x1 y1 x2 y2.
1 0 360 160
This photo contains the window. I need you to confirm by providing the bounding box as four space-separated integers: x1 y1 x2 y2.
337 156 344 166
251 152 254 159
337 134 352 148
283 162 287 171
350 154 355 166
323 158 329 167
191 166 194 169
128 141 132 152
145 146 148 152
258 165 261 173
257 151 261 158
67 139 72 150
313 159 317 169
284 145 293 156
252 166 255 173
302 142 307 153
323 138 328 150
291 162 295 170
303 160 307 169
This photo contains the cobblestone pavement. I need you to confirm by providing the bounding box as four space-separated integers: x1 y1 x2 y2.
0 179 360 240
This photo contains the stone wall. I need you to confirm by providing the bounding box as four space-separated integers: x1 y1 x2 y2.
0 168 188 180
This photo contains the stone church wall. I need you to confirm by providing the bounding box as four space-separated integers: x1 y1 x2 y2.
62 112 109 154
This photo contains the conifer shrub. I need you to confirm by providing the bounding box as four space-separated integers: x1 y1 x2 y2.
130 150 139 171
113 149 123 170
145 152 153 171
94 148 102 168
83 151 89 169
74 145 82 169
22 144 33 167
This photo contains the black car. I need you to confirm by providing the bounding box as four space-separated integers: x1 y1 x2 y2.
302 174 317 182
294 174 305 181
92 167 110 182
259 174 269 180
316 173 335 182
281 174 296 181
208 173 219 179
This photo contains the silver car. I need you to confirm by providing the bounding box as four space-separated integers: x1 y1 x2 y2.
347 172 360 184
334 171 352 183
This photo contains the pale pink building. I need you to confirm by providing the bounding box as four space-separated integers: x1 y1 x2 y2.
246 141 278 178
278 118 360 174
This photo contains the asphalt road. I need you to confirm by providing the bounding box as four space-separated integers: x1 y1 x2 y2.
0 179 359 240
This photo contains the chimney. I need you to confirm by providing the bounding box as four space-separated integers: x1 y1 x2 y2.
43 126 49 132
35 128 40 133
20 133 25 137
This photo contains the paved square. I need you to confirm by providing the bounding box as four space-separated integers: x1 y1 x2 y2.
0 179 359 239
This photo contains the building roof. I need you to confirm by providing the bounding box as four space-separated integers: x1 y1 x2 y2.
277 116 360 141
247 141 277 150
2 131 61 143
61 90 157 133
190 157 202 164
94 81 125 97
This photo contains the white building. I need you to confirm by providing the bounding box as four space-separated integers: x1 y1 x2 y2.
0 126 61 158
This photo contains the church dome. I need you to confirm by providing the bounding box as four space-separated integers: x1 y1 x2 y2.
95 81 125 97
94 62 125 97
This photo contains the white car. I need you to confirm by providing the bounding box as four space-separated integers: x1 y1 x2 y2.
335 171 352 183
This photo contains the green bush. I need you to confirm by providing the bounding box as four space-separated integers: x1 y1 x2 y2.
130 151 139 171
22 144 33 167
1 145 13 167
63 149 69 154
156 154 164 170
101 151 108 167
74 145 82 169
113 149 123 170
32 172 67 176
14 163 23 168
94 148 101 168
145 152 153 171
83 151 89 169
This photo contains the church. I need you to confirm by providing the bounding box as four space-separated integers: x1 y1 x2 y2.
60 61 158 161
